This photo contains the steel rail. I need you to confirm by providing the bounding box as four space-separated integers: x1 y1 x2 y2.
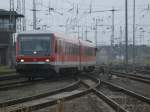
74 74 129 112
111 71 150 80
7 75 100 112
92 89 129 112
101 80 150 104
0 78 80 108
136 69 150 75
0 79 27 87
0 79 46 91
0 74 21 81
2 74 134 112
111 71 150 84
82 75 128 112
9 89 92 112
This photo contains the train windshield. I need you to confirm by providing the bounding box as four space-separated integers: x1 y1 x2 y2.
18 35 51 56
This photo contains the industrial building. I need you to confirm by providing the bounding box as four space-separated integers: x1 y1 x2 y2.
0 9 23 65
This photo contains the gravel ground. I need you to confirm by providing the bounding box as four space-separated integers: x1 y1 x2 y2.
35 93 115 112
0 78 74 102
99 73 150 97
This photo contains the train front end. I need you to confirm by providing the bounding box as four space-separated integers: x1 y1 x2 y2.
16 32 56 77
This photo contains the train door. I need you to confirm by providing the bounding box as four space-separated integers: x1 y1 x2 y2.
58 39 64 64
58 40 61 63
55 39 58 63
61 41 64 64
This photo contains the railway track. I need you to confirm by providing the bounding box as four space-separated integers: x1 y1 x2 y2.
0 78 46 91
82 75 129 112
98 80 150 112
0 74 126 112
0 74 123 112
0 74 75 91
0 74 21 81
136 69 150 75
0 78 80 108
0 76 90 112
1 72 150 112
111 71 150 84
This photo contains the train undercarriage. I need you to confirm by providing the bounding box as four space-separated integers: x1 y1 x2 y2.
16 63 95 80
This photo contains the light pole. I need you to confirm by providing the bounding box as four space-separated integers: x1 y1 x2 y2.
125 0 128 71
111 7 115 47
95 18 98 48
33 0 36 30
133 0 135 70
9 0 15 68
22 0 26 31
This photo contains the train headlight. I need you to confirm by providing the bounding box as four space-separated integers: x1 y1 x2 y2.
45 59 50 62
20 59 24 62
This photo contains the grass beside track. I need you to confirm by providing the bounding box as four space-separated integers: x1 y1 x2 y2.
0 66 15 75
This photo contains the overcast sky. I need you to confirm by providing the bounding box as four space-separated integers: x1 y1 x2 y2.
1 0 150 45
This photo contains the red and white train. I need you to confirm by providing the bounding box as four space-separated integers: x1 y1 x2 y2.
16 31 96 78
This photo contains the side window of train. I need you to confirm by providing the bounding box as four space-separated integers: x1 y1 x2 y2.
64 42 66 55
69 43 71 55
93 48 95 56
57 40 60 54
89 47 91 56
74 45 76 55
66 43 68 55
69 43 71 56
72 44 73 55
71 44 73 55
73 44 75 55
74 44 77 55
75 45 77 55
65 42 67 55
77 45 79 55
55 40 57 53
86 47 88 56
58 40 61 54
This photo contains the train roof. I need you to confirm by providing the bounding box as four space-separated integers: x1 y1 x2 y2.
16 31 95 47
79 39 95 47
53 33 95 47
16 30 53 35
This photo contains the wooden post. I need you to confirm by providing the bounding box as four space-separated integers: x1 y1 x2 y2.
56 99 64 112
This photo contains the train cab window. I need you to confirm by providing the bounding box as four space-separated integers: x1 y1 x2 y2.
18 36 51 56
